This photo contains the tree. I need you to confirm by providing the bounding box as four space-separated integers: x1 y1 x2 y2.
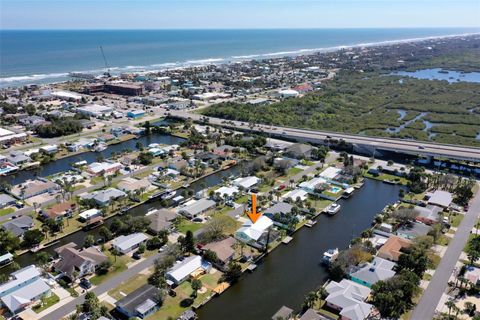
35 252 50 271
464 301 476 317
179 230 195 253
83 235 95 248
191 279 202 297
223 262 242 283
22 229 45 248
81 291 108 319
138 152 154 165
466 236 480 265
302 291 318 310
0 229 19 254
201 215 236 242
396 246 429 276
98 226 113 242
391 207 419 227
202 249 219 264
96 260 112 275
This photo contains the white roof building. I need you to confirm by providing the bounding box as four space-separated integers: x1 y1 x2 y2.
282 188 308 201
278 89 299 98
76 104 114 117
215 186 239 198
236 216 274 243
166 255 205 285
232 176 261 190
177 198 216 218
51 90 83 101
79 208 102 221
428 190 453 208
320 167 342 180
112 233 149 254
299 177 327 193
325 279 373 320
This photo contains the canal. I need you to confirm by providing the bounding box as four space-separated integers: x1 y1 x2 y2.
197 179 403 320
0 133 185 185
0 163 242 275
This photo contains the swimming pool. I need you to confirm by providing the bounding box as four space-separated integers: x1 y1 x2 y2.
329 186 342 193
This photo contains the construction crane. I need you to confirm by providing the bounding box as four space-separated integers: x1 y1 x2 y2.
99 46 111 77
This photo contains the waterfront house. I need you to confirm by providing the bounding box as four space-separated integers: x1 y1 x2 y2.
146 209 177 233
42 201 75 221
214 186 239 199
202 237 237 266
281 188 308 202
299 309 326 320
273 157 299 171
414 205 443 225
6 151 31 166
117 177 151 194
111 232 149 254
271 306 294 320
396 221 432 240
232 176 261 190
1 216 34 238
377 235 412 262
78 208 102 222
427 190 453 208
11 179 59 200
40 145 58 155
83 188 127 207
115 284 161 319
178 198 216 219
213 145 237 159
86 162 123 176
320 167 342 181
299 177 328 194
285 143 314 160
235 216 274 246
349 257 396 288
166 255 211 286
0 193 16 208
167 159 188 171
324 279 373 320
54 243 108 280
0 265 51 314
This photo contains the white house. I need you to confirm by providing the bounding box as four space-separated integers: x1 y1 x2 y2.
299 177 327 193
112 233 149 254
166 255 211 285
79 208 102 221
235 216 274 245
177 198 216 219
214 186 239 199
325 279 373 320
232 176 261 190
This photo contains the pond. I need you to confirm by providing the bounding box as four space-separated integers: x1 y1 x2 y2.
391 68 480 83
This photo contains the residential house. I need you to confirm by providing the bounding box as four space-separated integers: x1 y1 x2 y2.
40 145 58 155
111 232 149 254
115 284 161 319
166 255 211 286
41 201 75 221
146 209 177 233
414 205 443 225
235 216 274 246
232 176 261 190
396 221 432 240
11 179 59 200
320 167 342 181
213 145 237 159
465 266 480 286
349 257 396 288
427 190 453 208
214 186 239 199
54 243 108 280
299 177 328 194
82 188 127 207
0 193 16 208
299 309 326 320
1 216 34 238
168 159 188 171
202 237 237 266
178 198 216 219
0 265 51 314
272 306 294 320
78 208 102 222
6 152 31 166
377 235 412 262
117 177 151 194
285 143 315 160
325 279 373 320
273 157 299 170
86 162 123 176
281 189 308 202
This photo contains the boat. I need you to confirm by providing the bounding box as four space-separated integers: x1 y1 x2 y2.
94 143 107 152
161 189 176 200
322 248 339 265
325 203 341 215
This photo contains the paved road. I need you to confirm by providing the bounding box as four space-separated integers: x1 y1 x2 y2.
40 252 162 320
410 185 480 320
167 110 480 162
0 163 160 223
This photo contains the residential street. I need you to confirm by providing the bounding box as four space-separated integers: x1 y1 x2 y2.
410 185 480 320
39 252 163 320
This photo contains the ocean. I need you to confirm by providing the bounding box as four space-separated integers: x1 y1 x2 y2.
1 28 479 88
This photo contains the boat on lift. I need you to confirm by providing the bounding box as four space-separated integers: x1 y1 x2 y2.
325 203 341 215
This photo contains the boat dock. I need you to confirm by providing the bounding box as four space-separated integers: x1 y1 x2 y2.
305 220 317 227
282 236 293 244
247 264 257 272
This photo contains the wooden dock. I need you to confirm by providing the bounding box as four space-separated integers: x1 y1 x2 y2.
282 236 293 244
305 220 317 227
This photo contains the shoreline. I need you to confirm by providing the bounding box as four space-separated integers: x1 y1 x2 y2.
1 31 479 88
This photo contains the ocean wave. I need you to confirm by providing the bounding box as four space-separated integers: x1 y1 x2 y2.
231 54 261 59
184 58 225 64
0 72 69 83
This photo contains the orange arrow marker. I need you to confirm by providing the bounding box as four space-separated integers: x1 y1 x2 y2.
246 193 262 223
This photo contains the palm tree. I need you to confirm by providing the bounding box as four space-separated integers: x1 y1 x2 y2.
445 300 455 317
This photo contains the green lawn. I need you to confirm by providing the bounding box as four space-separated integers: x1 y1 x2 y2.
364 172 410 185
177 220 204 234
0 207 15 216
32 293 60 313
450 214 464 228
108 272 151 300
287 167 303 176
90 251 131 285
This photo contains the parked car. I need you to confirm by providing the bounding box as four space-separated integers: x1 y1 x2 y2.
132 251 142 260
79 278 92 289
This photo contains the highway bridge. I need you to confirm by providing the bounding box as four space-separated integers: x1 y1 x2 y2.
166 109 480 163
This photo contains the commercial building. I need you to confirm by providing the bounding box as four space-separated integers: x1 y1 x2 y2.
76 104 114 118
127 109 146 119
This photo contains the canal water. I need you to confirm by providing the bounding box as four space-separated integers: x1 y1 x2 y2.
197 179 403 320
0 164 242 275
0 133 185 185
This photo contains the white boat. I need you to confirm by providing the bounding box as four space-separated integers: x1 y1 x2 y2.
161 190 176 200
322 248 339 264
94 143 107 152
326 203 341 215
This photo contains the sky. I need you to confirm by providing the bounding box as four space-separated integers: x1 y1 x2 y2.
1 0 479 30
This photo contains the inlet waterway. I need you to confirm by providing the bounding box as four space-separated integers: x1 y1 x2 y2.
197 179 403 320
0 133 185 185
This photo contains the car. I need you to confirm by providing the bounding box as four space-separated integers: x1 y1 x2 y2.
79 278 92 289
158 247 165 253
132 252 142 260
278 184 286 190
192 217 203 223
443 216 449 224
418 146 425 149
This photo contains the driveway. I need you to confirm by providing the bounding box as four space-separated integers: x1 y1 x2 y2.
410 185 480 320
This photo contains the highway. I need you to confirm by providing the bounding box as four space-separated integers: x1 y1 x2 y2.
166 109 480 162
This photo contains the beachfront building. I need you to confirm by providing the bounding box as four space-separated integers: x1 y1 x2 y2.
0 265 51 315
